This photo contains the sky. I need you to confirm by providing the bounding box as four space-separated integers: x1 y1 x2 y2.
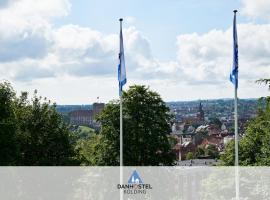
0 0 270 104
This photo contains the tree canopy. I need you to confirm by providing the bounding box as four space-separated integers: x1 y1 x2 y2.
79 85 175 166
221 97 270 166
0 82 78 166
0 82 18 165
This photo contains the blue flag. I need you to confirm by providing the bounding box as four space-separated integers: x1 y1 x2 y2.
230 11 238 88
118 21 127 96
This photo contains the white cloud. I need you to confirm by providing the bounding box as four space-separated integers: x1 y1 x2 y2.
241 0 270 20
176 23 270 86
0 0 179 82
0 0 71 62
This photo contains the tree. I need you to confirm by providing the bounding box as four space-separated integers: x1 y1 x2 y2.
205 144 219 159
221 97 270 166
195 145 205 158
186 152 194 160
82 85 175 166
0 82 18 165
76 135 106 166
221 79 270 166
15 90 78 165
209 117 222 128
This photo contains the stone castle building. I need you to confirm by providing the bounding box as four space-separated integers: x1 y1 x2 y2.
69 103 105 127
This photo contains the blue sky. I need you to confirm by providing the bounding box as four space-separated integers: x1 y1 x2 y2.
0 0 270 104
58 0 244 60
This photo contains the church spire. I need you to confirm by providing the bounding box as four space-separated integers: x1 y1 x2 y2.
197 102 204 122
199 102 203 112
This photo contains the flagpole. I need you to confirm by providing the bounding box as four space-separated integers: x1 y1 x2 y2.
119 18 123 168
119 18 124 200
235 82 239 200
234 75 239 200
120 93 123 200
233 9 239 167
234 84 238 166
120 95 123 167
233 10 239 200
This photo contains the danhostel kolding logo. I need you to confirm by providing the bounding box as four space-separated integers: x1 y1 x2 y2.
117 170 153 195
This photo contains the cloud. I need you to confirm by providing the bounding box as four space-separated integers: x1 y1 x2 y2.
51 24 118 76
3 0 71 19
176 23 270 86
0 0 71 62
0 31 50 62
241 0 270 20
0 0 179 82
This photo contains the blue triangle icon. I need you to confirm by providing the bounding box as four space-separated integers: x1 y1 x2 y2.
128 170 143 184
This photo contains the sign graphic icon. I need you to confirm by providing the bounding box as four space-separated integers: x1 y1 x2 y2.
128 170 143 184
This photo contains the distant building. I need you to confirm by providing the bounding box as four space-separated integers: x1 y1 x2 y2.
197 102 205 122
69 102 105 127
180 102 205 125
200 135 223 149
173 141 196 161
93 103 105 117
69 110 93 126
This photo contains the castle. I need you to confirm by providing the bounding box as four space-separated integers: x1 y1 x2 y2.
69 103 105 127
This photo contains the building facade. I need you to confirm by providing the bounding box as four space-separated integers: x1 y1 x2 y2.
69 110 93 126
69 102 105 127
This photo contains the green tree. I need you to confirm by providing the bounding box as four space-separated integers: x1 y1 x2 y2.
76 135 105 165
221 97 270 166
209 117 222 128
81 85 175 166
196 145 206 158
205 144 219 159
221 79 270 166
15 90 78 165
0 82 18 165
186 152 194 160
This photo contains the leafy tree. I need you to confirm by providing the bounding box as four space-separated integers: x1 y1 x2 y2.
186 152 194 160
168 136 178 149
205 144 219 159
0 82 18 165
221 97 270 166
14 90 78 165
209 117 222 128
73 126 96 140
76 135 105 165
195 145 205 158
221 79 270 166
82 85 175 166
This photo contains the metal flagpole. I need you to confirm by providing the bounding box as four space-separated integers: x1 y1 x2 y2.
233 10 239 200
120 94 123 200
119 18 124 200
230 9 239 167
120 95 123 166
119 18 123 168
234 77 239 200
233 9 239 167
234 83 238 166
